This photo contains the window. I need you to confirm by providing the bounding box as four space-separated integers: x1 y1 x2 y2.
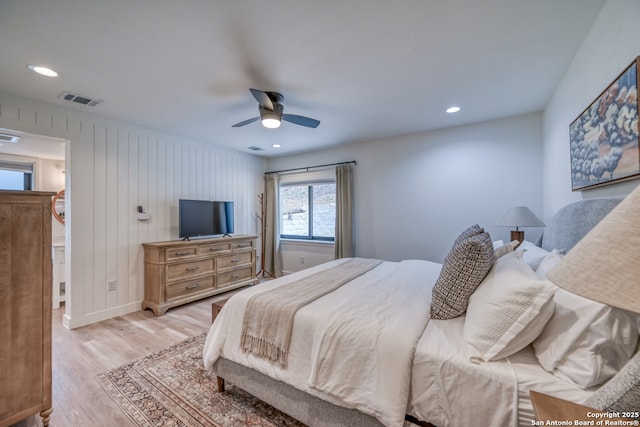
280 182 336 241
0 161 33 190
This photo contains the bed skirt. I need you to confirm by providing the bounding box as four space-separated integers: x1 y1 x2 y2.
215 357 385 427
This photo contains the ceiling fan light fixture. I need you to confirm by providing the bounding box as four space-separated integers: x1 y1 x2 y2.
262 118 281 128
232 89 319 129
261 111 281 128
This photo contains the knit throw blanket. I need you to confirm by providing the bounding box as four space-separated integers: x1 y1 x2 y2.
240 258 383 367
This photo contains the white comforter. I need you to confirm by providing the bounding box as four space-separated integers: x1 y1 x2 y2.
203 258 440 427
408 316 598 427
409 317 519 426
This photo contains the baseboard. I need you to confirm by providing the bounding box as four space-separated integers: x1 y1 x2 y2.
63 301 142 329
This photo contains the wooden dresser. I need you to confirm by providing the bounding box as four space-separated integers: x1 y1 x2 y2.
142 235 258 315
0 190 54 427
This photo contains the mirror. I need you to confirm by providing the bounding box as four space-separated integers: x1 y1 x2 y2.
52 189 65 225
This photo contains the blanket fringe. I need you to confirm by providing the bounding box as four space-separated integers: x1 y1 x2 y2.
240 331 289 368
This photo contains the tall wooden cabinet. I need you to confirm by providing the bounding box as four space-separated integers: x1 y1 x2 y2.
0 190 54 427
142 235 258 315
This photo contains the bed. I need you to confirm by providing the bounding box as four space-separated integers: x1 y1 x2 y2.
203 196 639 427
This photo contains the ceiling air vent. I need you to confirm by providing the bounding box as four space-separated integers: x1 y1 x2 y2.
0 133 20 143
247 146 264 151
59 91 103 107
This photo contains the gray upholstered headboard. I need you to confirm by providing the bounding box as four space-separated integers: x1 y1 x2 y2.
538 197 624 252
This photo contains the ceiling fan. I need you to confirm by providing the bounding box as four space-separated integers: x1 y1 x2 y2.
232 88 320 129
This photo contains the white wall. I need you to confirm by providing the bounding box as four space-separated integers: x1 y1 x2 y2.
280 240 335 274
268 112 544 264
543 0 640 219
0 91 265 328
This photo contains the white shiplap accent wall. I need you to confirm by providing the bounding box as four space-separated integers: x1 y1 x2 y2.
0 91 265 328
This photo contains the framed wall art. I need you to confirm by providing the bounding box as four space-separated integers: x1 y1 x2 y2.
569 56 639 191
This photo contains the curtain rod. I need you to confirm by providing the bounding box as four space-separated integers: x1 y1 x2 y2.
264 160 356 175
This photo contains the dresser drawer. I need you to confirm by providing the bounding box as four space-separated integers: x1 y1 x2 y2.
166 259 215 282
166 276 214 301
218 252 253 270
165 246 197 261
217 267 254 287
232 240 254 251
199 242 231 256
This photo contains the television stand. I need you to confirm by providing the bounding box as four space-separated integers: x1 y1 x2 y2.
142 235 258 315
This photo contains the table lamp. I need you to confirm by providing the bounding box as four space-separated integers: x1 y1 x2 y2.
547 185 640 415
495 206 545 242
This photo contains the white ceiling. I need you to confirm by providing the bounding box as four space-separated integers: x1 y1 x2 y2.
0 0 606 158
0 128 65 160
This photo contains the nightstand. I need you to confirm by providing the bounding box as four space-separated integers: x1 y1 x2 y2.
211 298 230 323
530 391 632 424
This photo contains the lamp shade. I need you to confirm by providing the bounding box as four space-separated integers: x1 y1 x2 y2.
495 206 545 228
547 186 640 314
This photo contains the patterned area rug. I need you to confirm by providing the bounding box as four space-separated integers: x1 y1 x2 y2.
95 333 304 427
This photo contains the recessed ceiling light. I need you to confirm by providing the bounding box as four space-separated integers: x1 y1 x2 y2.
272 144 281 148
446 106 461 114
28 64 60 77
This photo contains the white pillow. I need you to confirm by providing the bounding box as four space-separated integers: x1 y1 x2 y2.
532 289 639 389
492 240 504 249
535 249 564 279
518 240 550 270
464 251 556 361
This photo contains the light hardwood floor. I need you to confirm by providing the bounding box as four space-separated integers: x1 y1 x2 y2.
12 292 235 427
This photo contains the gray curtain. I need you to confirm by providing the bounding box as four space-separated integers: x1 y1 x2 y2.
264 174 283 277
334 163 354 259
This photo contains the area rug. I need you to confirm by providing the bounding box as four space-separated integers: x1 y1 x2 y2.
95 333 304 426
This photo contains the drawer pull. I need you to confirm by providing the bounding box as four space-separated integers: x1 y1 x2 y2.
209 248 222 252
231 274 241 279
175 251 191 256
237 244 249 248
185 266 200 272
186 283 200 290
230 258 241 263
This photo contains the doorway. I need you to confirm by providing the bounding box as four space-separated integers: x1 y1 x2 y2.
0 128 68 321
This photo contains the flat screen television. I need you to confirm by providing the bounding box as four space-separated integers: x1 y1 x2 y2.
178 199 234 239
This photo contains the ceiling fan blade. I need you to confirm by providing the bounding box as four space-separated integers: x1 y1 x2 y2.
282 114 320 128
249 88 274 110
232 116 260 127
